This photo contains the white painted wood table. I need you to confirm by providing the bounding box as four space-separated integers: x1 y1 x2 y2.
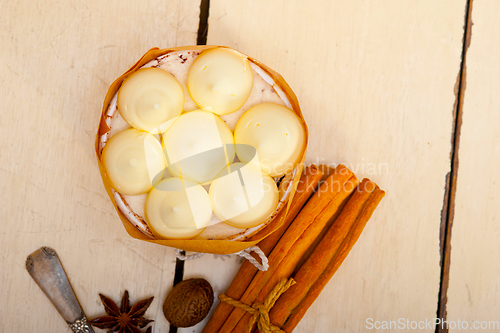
1 0 498 332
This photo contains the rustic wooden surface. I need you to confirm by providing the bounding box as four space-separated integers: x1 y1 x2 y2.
447 0 500 331
0 1 199 332
180 1 467 333
1 0 498 332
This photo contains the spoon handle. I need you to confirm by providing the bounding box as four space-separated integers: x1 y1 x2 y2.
26 247 94 333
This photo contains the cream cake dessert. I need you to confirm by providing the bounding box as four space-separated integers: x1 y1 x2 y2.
98 46 307 241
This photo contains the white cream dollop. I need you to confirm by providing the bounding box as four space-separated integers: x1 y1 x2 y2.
118 68 184 134
234 103 305 177
162 110 235 184
145 177 212 239
187 48 253 115
209 162 278 228
101 129 165 195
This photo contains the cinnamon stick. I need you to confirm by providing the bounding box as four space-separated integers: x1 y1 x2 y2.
268 179 382 330
201 165 323 333
236 175 360 333
248 164 323 242
294 169 359 271
318 163 337 182
279 186 384 332
219 165 356 333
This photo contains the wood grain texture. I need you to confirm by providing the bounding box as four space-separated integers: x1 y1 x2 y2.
447 0 500 331
181 1 467 332
0 0 199 332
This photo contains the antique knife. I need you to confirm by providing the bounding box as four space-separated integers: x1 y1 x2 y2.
26 247 94 333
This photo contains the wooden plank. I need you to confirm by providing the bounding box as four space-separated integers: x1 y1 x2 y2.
0 1 199 332
181 1 467 332
447 1 500 331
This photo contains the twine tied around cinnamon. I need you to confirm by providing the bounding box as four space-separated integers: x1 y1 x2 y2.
218 278 296 333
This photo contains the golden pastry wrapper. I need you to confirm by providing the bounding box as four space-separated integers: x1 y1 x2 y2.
95 45 308 254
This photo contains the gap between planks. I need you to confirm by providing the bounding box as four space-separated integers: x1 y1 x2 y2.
437 0 473 332
169 1 474 332
169 1 210 332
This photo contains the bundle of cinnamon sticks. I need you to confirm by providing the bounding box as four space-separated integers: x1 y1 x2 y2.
202 164 385 333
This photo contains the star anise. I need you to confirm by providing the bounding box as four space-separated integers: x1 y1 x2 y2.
89 290 154 333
